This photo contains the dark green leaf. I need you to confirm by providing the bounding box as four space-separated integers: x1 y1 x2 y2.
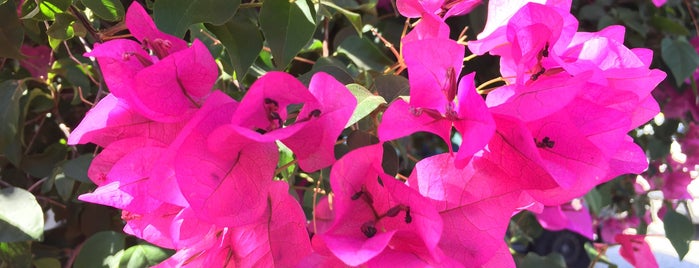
650 16 690 35
0 80 23 162
62 154 93 183
336 36 392 71
373 74 409 102
46 13 76 40
321 1 362 35
20 143 68 178
663 207 694 260
153 0 240 37
207 14 263 78
661 37 699 86
119 243 174 268
516 252 566 268
259 0 317 69
73 231 125 268
0 1 24 59
0 241 32 268
0 187 44 242
22 88 54 114
51 167 74 201
80 0 124 21
345 84 386 127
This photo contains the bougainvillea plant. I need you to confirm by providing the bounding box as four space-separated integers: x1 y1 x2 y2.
1 0 697 267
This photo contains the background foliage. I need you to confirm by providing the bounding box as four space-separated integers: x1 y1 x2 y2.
0 0 697 267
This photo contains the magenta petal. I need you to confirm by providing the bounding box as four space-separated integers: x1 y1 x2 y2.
122 203 182 249
484 115 558 191
438 192 520 267
323 144 443 266
486 73 583 121
453 73 495 166
402 38 464 112
402 13 451 43
615 234 659 268
230 182 312 267
177 121 279 226
378 98 452 148
124 2 187 52
87 137 166 186
396 0 442 18
149 91 238 207
443 0 481 18
231 71 317 141
84 40 148 100
132 41 216 122
282 72 356 172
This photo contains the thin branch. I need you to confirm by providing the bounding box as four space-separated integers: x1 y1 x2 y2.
27 177 48 193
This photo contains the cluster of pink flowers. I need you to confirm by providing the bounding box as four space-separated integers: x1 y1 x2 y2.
70 0 665 266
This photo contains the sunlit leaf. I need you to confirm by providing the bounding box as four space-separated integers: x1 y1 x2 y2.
118 243 173 268
81 0 124 21
0 187 44 242
345 84 386 127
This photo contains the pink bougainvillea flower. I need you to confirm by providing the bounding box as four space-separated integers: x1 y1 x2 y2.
174 105 278 227
534 201 594 240
379 38 494 167
320 144 443 266
279 72 357 172
122 203 182 248
600 216 640 243
157 183 311 267
615 234 659 268
67 94 187 147
85 3 217 123
396 0 480 18
469 1 573 57
148 90 238 207
402 13 451 44
227 71 355 172
19 45 51 78
409 152 544 266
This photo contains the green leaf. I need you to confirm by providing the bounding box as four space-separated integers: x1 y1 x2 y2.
33 257 62 268
584 188 604 216
276 142 296 181
320 1 362 35
583 242 617 268
21 0 71 21
22 88 54 114
80 0 124 21
336 35 393 71
0 1 24 59
0 241 32 268
661 37 699 86
207 13 263 78
73 231 125 268
0 80 24 163
663 207 695 260
516 252 566 268
0 187 44 242
345 84 386 127
20 143 68 178
51 167 74 201
63 154 94 183
118 243 174 268
650 16 690 35
46 13 76 40
153 0 240 38
259 0 317 69
373 74 409 102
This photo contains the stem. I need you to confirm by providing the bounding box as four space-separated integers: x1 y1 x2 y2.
27 177 48 193
275 159 298 175
685 0 699 36
240 2 263 8
476 77 506 93
463 54 477 62
69 5 100 42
